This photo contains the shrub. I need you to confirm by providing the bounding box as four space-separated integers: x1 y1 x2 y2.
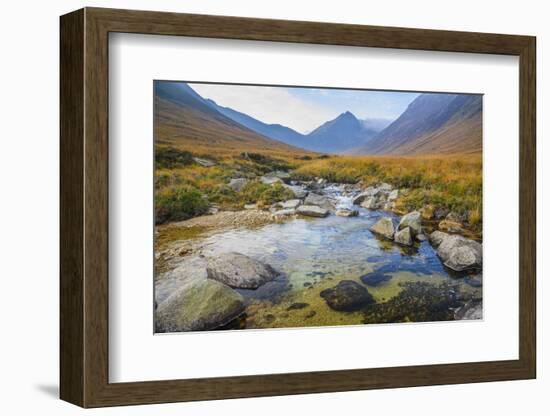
155 147 194 169
239 181 294 206
155 185 209 224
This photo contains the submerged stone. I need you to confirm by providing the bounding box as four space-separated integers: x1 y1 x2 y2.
206 252 279 289
320 280 375 311
360 272 392 286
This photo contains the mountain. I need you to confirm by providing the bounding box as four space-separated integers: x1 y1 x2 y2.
205 99 307 148
360 118 393 133
358 93 482 155
305 111 380 153
154 82 305 156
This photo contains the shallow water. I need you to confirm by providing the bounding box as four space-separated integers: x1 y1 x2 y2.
189 186 482 330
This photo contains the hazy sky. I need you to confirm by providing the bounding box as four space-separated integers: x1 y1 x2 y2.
191 83 419 134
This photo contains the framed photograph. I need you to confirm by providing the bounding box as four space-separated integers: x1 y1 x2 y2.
60 7 536 407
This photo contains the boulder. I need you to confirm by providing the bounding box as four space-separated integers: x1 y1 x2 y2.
438 219 464 233
206 252 279 289
361 197 379 210
370 217 395 240
192 157 217 167
434 232 482 272
398 211 422 236
265 171 291 183
429 230 448 248
416 233 427 242
155 279 245 332
296 205 329 218
388 189 399 201
383 202 395 211
455 301 482 320
272 208 296 218
352 187 377 205
283 184 308 199
320 280 375 311
280 199 302 209
394 226 413 246
304 192 334 210
260 176 283 185
228 177 248 192
378 183 393 192
244 203 257 210
336 208 358 217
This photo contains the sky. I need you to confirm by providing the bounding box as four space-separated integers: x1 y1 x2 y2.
191 83 420 134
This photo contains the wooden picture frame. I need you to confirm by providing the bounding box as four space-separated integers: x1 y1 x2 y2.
60 7 536 408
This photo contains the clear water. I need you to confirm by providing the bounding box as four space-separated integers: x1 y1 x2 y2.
190 187 482 329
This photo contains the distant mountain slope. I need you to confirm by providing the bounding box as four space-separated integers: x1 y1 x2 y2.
304 111 380 153
155 82 305 156
205 98 307 148
358 93 482 155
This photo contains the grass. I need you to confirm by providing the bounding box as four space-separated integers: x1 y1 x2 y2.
292 154 482 232
154 144 482 233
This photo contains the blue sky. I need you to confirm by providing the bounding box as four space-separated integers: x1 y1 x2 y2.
191 83 420 134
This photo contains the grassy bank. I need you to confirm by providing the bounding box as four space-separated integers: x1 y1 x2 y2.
154 146 482 233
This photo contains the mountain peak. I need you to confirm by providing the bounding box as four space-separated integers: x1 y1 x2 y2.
338 110 357 120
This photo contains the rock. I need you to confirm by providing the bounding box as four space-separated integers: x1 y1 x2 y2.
455 301 482 320
304 192 334 210
317 178 327 185
388 189 399 201
280 199 302 209
420 204 435 220
378 183 393 192
192 157 217 167
394 226 413 246
286 302 309 311
283 184 308 199
438 219 464 233
228 177 248 192
398 211 422 236
416 233 427 242
244 203 257 210
296 205 329 218
429 230 448 248
434 207 450 220
446 211 462 222
262 171 291 183
353 187 377 205
206 252 279 289
260 176 283 185
336 208 358 217
320 280 375 311
155 279 245 332
383 202 395 211
434 233 482 272
272 208 296 218
360 272 392 286
370 217 395 239
207 206 219 215
361 197 379 210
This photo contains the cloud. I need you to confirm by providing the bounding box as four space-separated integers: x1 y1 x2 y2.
190 83 337 134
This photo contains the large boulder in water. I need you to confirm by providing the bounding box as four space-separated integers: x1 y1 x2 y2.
370 217 395 240
336 208 358 217
431 231 482 272
155 279 245 332
398 211 422 236
283 184 308 199
206 252 279 289
304 192 334 210
394 226 413 246
320 280 375 311
296 205 329 218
